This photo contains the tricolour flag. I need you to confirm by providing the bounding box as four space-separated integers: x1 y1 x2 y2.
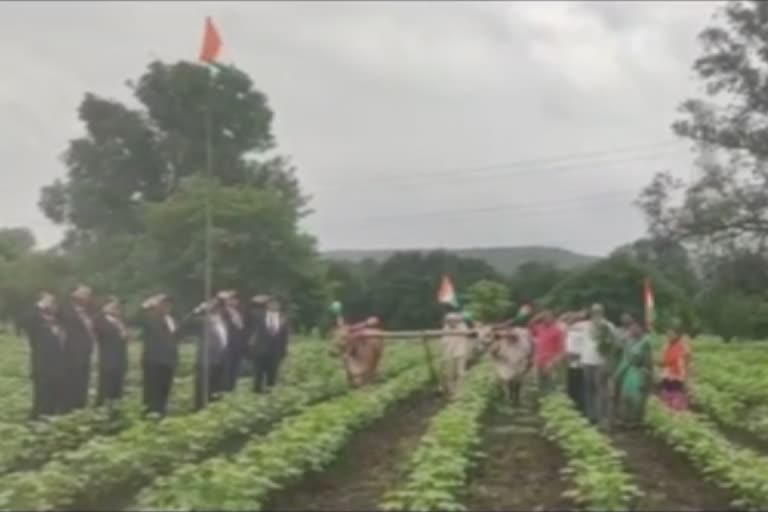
199 16 222 62
643 277 655 331
437 275 459 307
515 304 532 321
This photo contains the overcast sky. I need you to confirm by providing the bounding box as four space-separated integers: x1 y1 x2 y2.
1 1 717 256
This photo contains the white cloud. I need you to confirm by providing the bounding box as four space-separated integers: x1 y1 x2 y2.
0 0 720 255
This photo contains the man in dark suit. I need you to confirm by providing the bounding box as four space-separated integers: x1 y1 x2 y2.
220 291 247 392
58 284 96 412
193 296 230 410
23 291 66 419
140 294 180 417
250 296 289 393
94 297 128 407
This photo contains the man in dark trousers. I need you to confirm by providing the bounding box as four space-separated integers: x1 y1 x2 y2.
220 290 247 392
193 296 230 410
140 294 180 417
58 284 96 412
94 297 129 407
23 291 66 419
250 296 289 393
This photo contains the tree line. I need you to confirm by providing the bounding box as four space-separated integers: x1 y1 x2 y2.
3 1 768 342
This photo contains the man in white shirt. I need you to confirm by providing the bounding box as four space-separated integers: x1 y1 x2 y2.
439 312 472 396
194 296 230 410
563 311 588 415
250 297 290 393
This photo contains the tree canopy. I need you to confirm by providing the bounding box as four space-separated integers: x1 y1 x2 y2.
21 60 318 326
40 60 305 244
545 254 697 330
638 0 768 252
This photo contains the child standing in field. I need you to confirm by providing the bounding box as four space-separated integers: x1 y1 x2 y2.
658 322 692 411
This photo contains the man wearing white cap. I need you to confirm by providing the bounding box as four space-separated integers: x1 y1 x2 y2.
440 312 472 396
192 295 230 410
219 290 247 391
58 284 96 412
249 296 289 393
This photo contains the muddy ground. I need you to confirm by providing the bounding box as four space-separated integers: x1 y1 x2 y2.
267 390 445 512
463 403 573 512
610 429 737 511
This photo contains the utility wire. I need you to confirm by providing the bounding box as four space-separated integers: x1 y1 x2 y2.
312 139 688 189
312 148 685 191
312 192 639 232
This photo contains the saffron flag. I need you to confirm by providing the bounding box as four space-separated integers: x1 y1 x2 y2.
643 277 655 331
437 275 458 307
199 16 222 62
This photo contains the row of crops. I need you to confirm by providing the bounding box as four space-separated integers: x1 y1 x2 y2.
0 334 767 510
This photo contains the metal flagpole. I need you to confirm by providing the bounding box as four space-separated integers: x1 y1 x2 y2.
201 66 214 410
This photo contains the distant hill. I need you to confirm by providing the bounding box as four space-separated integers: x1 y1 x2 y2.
323 246 599 275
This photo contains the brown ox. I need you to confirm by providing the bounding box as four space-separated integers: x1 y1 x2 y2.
332 317 384 388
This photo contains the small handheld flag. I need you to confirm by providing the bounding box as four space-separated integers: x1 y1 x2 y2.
199 16 222 62
643 278 655 331
514 304 532 322
437 275 459 308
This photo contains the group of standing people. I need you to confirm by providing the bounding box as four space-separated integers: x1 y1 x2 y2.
23 286 290 420
25 285 127 419
561 306 693 428
436 303 693 430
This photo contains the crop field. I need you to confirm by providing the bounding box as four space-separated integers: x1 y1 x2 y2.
0 335 766 511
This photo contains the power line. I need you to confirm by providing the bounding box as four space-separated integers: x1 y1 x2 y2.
357 189 639 223
312 146 686 191
312 139 687 189
314 189 639 229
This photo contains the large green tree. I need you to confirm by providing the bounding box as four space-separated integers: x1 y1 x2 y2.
465 280 513 323
611 238 699 294
324 251 504 329
143 177 319 313
0 252 75 330
507 261 571 305
367 251 504 329
40 60 306 243
544 255 697 330
0 228 36 262
638 1 768 251
31 60 321 325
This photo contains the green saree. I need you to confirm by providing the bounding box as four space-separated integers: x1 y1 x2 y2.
615 335 652 424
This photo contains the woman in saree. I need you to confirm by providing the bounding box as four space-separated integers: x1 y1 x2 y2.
614 319 653 428
657 322 692 411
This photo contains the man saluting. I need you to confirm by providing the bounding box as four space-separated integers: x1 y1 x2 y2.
140 294 180 417
219 290 247 392
250 296 289 394
23 291 66 419
58 284 96 412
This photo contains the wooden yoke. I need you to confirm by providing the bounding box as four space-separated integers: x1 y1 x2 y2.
355 327 501 390
354 329 485 340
